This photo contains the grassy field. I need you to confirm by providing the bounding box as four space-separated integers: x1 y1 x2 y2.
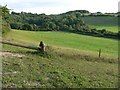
4 29 118 57
2 29 118 88
81 16 118 33
89 25 118 33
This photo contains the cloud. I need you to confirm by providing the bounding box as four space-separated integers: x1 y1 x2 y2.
19 6 65 15
64 0 119 13
0 0 119 14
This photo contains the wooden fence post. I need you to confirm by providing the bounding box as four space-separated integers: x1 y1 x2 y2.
99 49 101 57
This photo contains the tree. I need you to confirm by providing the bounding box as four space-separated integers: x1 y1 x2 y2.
21 24 32 30
0 5 11 34
49 22 56 30
0 5 10 19
10 23 19 29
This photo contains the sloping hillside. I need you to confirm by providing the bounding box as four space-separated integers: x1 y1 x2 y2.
2 29 118 88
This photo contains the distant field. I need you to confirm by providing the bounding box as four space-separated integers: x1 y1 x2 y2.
89 25 118 33
81 16 118 32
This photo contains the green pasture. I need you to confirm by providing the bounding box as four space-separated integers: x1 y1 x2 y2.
89 25 118 33
81 16 118 32
3 29 118 57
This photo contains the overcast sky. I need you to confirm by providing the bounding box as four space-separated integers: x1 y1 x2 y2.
0 0 119 15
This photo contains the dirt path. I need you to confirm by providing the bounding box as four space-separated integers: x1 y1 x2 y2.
0 51 25 58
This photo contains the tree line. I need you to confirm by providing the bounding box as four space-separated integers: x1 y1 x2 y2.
1 5 119 39
9 11 88 31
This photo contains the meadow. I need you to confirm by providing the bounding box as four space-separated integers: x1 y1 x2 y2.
4 29 118 57
81 16 118 33
2 29 118 88
89 25 118 33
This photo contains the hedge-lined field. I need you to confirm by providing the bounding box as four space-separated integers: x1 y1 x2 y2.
81 16 118 32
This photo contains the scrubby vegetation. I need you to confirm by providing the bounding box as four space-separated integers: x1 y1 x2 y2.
2 20 10 35
0 5 11 35
2 48 118 88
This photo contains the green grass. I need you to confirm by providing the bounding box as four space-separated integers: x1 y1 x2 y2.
2 51 118 88
4 29 118 57
81 16 118 32
89 25 118 33
2 29 118 88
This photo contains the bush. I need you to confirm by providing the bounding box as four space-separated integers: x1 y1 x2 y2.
21 24 32 30
2 20 11 35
